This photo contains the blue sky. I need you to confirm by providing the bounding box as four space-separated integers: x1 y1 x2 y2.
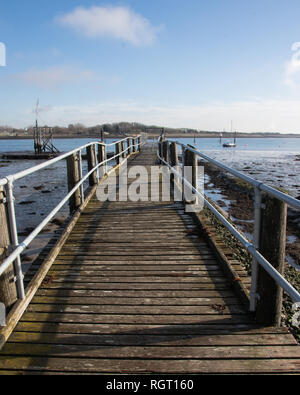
1 0 300 132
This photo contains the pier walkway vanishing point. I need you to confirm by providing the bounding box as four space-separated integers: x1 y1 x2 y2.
0 136 300 374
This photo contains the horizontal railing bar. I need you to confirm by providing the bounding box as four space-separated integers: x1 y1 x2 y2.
0 144 137 277
175 142 300 212
158 148 300 304
0 136 141 186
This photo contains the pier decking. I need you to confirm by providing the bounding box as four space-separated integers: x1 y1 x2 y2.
0 147 300 374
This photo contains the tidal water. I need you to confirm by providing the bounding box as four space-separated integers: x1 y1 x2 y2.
169 137 300 198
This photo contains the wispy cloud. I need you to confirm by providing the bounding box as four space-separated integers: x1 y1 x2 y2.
285 42 300 88
13 66 100 89
56 5 160 47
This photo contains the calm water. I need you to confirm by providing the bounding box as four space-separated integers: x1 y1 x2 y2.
1 136 300 153
0 138 117 153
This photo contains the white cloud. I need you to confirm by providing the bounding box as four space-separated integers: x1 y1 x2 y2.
13 66 100 89
56 5 160 46
12 99 300 133
285 42 300 88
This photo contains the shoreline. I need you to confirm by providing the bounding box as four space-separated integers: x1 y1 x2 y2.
1 134 300 140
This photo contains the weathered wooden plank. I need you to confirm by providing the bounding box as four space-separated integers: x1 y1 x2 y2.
29 296 242 306
36 282 234 292
8 331 296 346
19 312 253 324
31 275 231 284
41 264 223 271
34 289 237 298
59 248 213 254
3 343 300 360
12 321 288 335
49 258 220 265
66 237 205 243
26 304 246 315
30 265 224 274
1 356 299 374
71 220 193 225
34 269 226 277
52 253 216 263
63 242 208 248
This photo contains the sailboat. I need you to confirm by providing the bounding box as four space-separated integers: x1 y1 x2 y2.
223 135 237 148
223 122 237 148
193 131 198 146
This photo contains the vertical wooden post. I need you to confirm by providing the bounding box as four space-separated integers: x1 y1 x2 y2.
87 145 97 186
162 141 169 163
98 144 107 179
137 137 141 152
183 146 198 205
0 186 17 309
132 138 137 153
115 142 121 166
121 141 126 158
127 138 131 156
169 142 178 176
169 142 178 168
256 195 287 326
158 139 163 164
67 154 81 213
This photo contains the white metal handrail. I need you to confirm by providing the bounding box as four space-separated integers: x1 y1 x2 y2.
0 137 140 186
157 139 300 310
176 142 300 212
0 135 142 302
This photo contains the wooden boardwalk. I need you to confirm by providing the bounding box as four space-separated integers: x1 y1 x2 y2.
0 147 300 374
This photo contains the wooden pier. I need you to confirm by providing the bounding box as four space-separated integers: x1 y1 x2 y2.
0 146 300 374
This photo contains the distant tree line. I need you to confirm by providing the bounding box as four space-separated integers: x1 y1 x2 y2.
0 122 296 138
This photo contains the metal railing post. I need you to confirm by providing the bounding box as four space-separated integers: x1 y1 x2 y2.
94 144 100 181
181 146 186 201
77 151 84 204
98 144 107 179
5 179 25 300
